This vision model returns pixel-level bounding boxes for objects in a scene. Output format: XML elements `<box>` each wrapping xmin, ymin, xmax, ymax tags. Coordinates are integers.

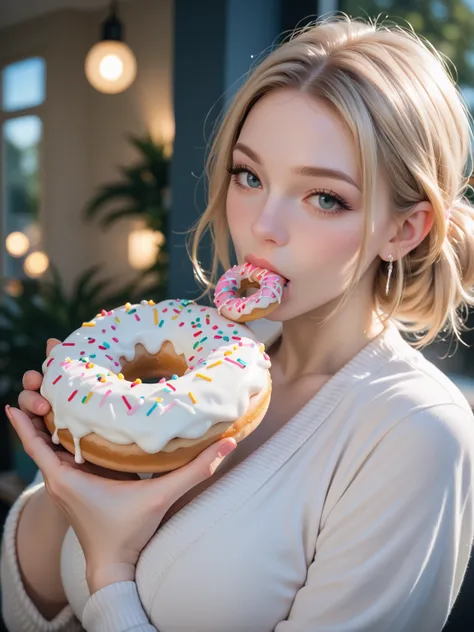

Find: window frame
<box><xmin>0</xmin><ymin>55</ymin><xmax>47</xmax><ymax>281</ymax></box>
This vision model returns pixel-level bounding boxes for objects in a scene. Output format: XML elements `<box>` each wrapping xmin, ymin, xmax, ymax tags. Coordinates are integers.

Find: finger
<box><xmin>18</xmin><ymin>389</ymin><xmax>51</xmax><ymax>417</ymax></box>
<box><xmin>161</xmin><ymin>439</ymin><xmax>237</xmax><ymax>503</ymax></box>
<box><xmin>5</xmin><ymin>406</ymin><xmax>60</xmax><ymax>480</ymax></box>
<box><xmin>22</xmin><ymin>369</ymin><xmax>43</xmax><ymax>391</ymax></box>
<box><xmin>46</xmin><ymin>338</ymin><xmax>62</xmax><ymax>356</ymax></box>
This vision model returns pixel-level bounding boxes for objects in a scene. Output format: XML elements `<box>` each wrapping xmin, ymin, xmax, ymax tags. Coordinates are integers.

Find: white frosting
<box><xmin>40</xmin><ymin>299</ymin><xmax>271</xmax><ymax>463</ymax></box>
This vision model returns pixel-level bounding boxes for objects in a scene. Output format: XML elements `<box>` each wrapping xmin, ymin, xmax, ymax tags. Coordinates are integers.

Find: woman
<box><xmin>3</xmin><ymin>16</ymin><xmax>474</xmax><ymax>632</ymax></box>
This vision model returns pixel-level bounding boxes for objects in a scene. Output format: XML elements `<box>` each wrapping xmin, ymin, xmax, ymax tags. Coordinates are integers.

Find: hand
<box><xmin>18</xmin><ymin>338</ymin><xmax>140</xmax><ymax>482</ymax></box>
<box><xmin>5</xmin><ymin>402</ymin><xmax>237</xmax><ymax>595</ymax></box>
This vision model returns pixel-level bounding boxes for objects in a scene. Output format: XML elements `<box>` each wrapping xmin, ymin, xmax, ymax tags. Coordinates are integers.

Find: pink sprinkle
<box><xmin>105</xmin><ymin>354</ymin><xmax>113</xmax><ymax>361</ymax></box>
<box><xmin>53</xmin><ymin>375</ymin><xmax>62</xmax><ymax>385</ymax></box>
<box><xmin>63</xmin><ymin>343</ymin><xmax>75</xmax><ymax>347</ymax></box>
<box><xmin>225</xmin><ymin>357</ymin><xmax>245</xmax><ymax>368</ymax></box>
<box><xmin>111</xmin><ymin>325</ymin><xmax>116</xmax><ymax>331</ymax></box>
<box><xmin>122</xmin><ymin>395</ymin><xmax>132</xmax><ymax>410</ymax></box>
<box><xmin>159</xmin><ymin>377</ymin><xmax>167</xmax><ymax>383</ymax></box>
<box><xmin>47</xmin><ymin>357</ymin><xmax>54</xmax><ymax>367</ymax></box>
<box><xmin>112</xmin><ymin>337</ymin><xmax>119</xmax><ymax>343</ymax></box>
<box><xmin>166</xmin><ymin>382</ymin><xmax>177</xmax><ymax>391</ymax></box>
<box><xmin>127</xmin><ymin>402</ymin><xmax>142</xmax><ymax>416</ymax></box>
<box><xmin>102</xmin><ymin>329</ymin><xmax>106</xmax><ymax>334</ymax></box>
<box><xmin>193</xmin><ymin>330</ymin><xmax>203</xmax><ymax>337</ymax></box>
<box><xmin>80</xmin><ymin>351</ymin><xmax>85</xmax><ymax>355</ymax></box>
<box><xmin>212</xmin><ymin>325</ymin><xmax>219</xmax><ymax>330</ymax></box>
<box><xmin>179</xmin><ymin>322</ymin><xmax>185</xmax><ymax>327</ymax></box>
<box><xmin>88</xmin><ymin>338</ymin><xmax>96</xmax><ymax>344</ymax></box>
<box><xmin>99</xmin><ymin>389</ymin><xmax>112</xmax><ymax>407</ymax></box>
<box><xmin>134</xmin><ymin>314</ymin><xmax>141</xmax><ymax>322</ymax></box>
<box><xmin>68</xmin><ymin>389</ymin><xmax>78</xmax><ymax>401</ymax></box>
<box><xmin>173</xmin><ymin>309</ymin><xmax>180</xmax><ymax>314</ymax></box>
<box><xmin>232</xmin><ymin>336</ymin><xmax>241</xmax><ymax>340</ymax></box>
<box><xmin>163</xmin><ymin>308</ymin><xmax>168</xmax><ymax>313</ymax></box>
<box><xmin>161</xmin><ymin>401</ymin><xmax>177</xmax><ymax>414</ymax></box>
<box><xmin>264</xmin><ymin>352</ymin><xmax>270</xmax><ymax>361</ymax></box>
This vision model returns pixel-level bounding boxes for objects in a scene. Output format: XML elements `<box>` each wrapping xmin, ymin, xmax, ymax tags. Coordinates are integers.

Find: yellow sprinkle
<box><xmin>259</xmin><ymin>343</ymin><xmax>265</xmax><ymax>353</ymax></box>
<box><xmin>84</xmin><ymin>392</ymin><xmax>93</xmax><ymax>404</ymax></box>
<box><xmin>134</xmin><ymin>378</ymin><xmax>142</xmax><ymax>384</ymax></box>
<box><xmin>155</xmin><ymin>397</ymin><xmax>163</xmax><ymax>403</ymax></box>
<box><xmin>115</xmin><ymin>316</ymin><xmax>121</xmax><ymax>323</ymax></box>
<box><xmin>148</xmin><ymin>299</ymin><xmax>156</xmax><ymax>306</ymax></box>
<box><xmin>233</xmin><ymin>345</ymin><xmax>238</xmax><ymax>350</ymax></box>
<box><xmin>207</xmin><ymin>360</ymin><xmax>223</xmax><ymax>369</ymax></box>
<box><xmin>125</xmin><ymin>302</ymin><xmax>132</xmax><ymax>311</ymax></box>
<box><xmin>65</xmin><ymin>357</ymin><xmax>72</xmax><ymax>362</ymax></box>
<box><xmin>196</xmin><ymin>372</ymin><xmax>212</xmax><ymax>382</ymax></box>
<box><xmin>172</xmin><ymin>315</ymin><xmax>179</xmax><ymax>320</ymax></box>
<box><xmin>82</xmin><ymin>321</ymin><xmax>96</xmax><ymax>327</ymax></box>
<box><xmin>188</xmin><ymin>392</ymin><xmax>197</xmax><ymax>404</ymax></box>
<box><xmin>224</xmin><ymin>351</ymin><xmax>233</xmax><ymax>356</ymax></box>
<box><xmin>117</xmin><ymin>373</ymin><xmax>124</xmax><ymax>380</ymax></box>
<box><xmin>153</xmin><ymin>308</ymin><xmax>159</xmax><ymax>326</ymax></box>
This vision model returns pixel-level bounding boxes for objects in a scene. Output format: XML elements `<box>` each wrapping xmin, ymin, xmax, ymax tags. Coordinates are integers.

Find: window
<box><xmin>1</xmin><ymin>57</ymin><xmax>47</xmax><ymax>282</ymax></box>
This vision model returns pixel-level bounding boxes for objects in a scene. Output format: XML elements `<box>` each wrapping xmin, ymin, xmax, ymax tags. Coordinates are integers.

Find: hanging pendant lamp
<box><xmin>85</xmin><ymin>0</ymin><xmax>137</xmax><ymax>94</ymax></box>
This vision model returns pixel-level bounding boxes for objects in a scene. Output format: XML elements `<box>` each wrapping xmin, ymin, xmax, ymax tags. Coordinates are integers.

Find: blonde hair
<box><xmin>189</xmin><ymin>15</ymin><xmax>474</xmax><ymax>348</ymax></box>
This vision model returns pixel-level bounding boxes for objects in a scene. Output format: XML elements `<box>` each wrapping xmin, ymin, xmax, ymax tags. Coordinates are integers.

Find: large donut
<box><xmin>214</xmin><ymin>263</ymin><xmax>286</xmax><ymax>322</ymax></box>
<box><xmin>41</xmin><ymin>299</ymin><xmax>271</xmax><ymax>473</ymax></box>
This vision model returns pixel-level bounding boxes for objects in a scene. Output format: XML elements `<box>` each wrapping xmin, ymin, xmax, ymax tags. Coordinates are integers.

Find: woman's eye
<box><xmin>239</xmin><ymin>171</ymin><xmax>260</xmax><ymax>188</ymax></box>
<box><xmin>306</xmin><ymin>190</ymin><xmax>351</xmax><ymax>213</ymax></box>
<box><xmin>317</xmin><ymin>193</ymin><xmax>338</xmax><ymax>210</ymax></box>
<box><xmin>227</xmin><ymin>165</ymin><xmax>262</xmax><ymax>190</ymax></box>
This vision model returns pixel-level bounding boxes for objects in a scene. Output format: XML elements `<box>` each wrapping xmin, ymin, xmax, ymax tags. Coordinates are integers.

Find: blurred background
<box><xmin>0</xmin><ymin>0</ymin><xmax>473</xmax><ymax>629</ymax></box>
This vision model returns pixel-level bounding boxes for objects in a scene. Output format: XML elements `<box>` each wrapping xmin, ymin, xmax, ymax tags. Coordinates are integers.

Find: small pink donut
<box><xmin>214</xmin><ymin>263</ymin><xmax>286</xmax><ymax>322</ymax></box>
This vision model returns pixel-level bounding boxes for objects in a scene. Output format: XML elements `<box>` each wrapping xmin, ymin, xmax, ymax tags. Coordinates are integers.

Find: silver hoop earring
<box><xmin>385</xmin><ymin>254</ymin><xmax>394</xmax><ymax>296</ymax></box>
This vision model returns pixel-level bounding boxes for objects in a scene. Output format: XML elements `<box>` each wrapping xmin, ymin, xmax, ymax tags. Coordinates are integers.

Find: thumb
<box><xmin>162</xmin><ymin>438</ymin><xmax>237</xmax><ymax>502</ymax></box>
<box><xmin>46</xmin><ymin>338</ymin><xmax>62</xmax><ymax>356</ymax></box>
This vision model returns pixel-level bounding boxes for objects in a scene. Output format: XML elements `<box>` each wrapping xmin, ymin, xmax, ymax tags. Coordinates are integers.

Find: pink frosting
<box><xmin>214</xmin><ymin>262</ymin><xmax>285</xmax><ymax>320</ymax></box>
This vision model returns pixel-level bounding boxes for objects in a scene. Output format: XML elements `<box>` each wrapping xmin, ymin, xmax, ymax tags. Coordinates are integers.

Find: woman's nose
<box><xmin>250</xmin><ymin>198</ymin><xmax>289</xmax><ymax>246</ymax></box>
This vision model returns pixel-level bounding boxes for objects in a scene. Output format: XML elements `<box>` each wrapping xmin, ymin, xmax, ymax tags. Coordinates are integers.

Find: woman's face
<box><xmin>226</xmin><ymin>88</ymin><xmax>393</xmax><ymax>321</ymax></box>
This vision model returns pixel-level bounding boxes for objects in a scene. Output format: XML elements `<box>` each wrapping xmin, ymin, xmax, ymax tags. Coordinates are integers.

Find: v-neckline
<box><xmin>136</xmin><ymin>321</ymin><xmax>407</xmax><ymax>593</ymax></box>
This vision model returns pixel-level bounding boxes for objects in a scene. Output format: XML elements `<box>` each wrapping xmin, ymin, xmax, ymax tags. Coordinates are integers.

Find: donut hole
<box><xmin>119</xmin><ymin>341</ymin><xmax>188</xmax><ymax>384</ymax></box>
<box><xmin>238</xmin><ymin>279</ymin><xmax>260</xmax><ymax>298</ymax></box>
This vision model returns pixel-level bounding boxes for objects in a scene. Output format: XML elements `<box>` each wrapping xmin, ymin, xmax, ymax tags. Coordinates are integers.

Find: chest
<box><xmin>160</xmin><ymin>375</ymin><xmax>329</xmax><ymax>526</ymax></box>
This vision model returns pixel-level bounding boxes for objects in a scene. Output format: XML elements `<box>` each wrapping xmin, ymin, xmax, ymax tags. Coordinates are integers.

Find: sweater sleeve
<box><xmin>275</xmin><ymin>403</ymin><xmax>474</xmax><ymax>632</ymax></box>
<box><xmin>1</xmin><ymin>471</ymin><xmax>82</xmax><ymax>632</ymax></box>
<box><xmin>81</xmin><ymin>582</ymin><xmax>157</xmax><ymax>632</ymax></box>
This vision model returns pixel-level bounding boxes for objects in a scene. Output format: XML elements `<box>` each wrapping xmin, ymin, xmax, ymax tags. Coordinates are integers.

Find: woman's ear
<box><xmin>382</xmin><ymin>201</ymin><xmax>434</xmax><ymax>260</ymax></box>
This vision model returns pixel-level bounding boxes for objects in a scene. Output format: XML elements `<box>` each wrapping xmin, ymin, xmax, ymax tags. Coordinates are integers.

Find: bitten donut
<box><xmin>214</xmin><ymin>262</ymin><xmax>287</xmax><ymax>322</ymax></box>
<box><xmin>40</xmin><ymin>299</ymin><xmax>271</xmax><ymax>473</ymax></box>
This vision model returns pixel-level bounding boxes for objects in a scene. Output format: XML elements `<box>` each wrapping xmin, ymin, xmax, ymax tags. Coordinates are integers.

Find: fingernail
<box><xmin>217</xmin><ymin>440</ymin><xmax>237</xmax><ymax>458</ymax></box>
<box><xmin>4</xmin><ymin>405</ymin><xmax>13</xmax><ymax>422</ymax></box>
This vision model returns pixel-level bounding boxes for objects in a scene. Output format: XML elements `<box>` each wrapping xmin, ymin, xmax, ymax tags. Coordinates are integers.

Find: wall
<box><xmin>0</xmin><ymin>0</ymin><xmax>174</xmax><ymax>292</ymax></box>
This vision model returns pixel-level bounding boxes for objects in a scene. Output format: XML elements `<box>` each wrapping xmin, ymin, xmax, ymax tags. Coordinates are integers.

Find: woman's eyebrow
<box><xmin>233</xmin><ymin>142</ymin><xmax>360</xmax><ymax>191</ymax></box>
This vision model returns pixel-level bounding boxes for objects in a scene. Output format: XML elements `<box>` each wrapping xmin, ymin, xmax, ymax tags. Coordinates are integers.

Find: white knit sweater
<box><xmin>2</xmin><ymin>321</ymin><xmax>474</xmax><ymax>632</ymax></box>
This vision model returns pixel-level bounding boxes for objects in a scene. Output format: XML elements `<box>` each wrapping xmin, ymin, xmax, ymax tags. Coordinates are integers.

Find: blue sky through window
<box><xmin>2</xmin><ymin>57</ymin><xmax>46</xmax><ymax>112</ymax></box>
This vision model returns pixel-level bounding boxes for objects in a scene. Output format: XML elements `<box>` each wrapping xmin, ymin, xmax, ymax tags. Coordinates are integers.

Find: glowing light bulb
<box><xmin>24</xmin><ymin>251</ymin><xmax>49</xmax><ymax>278</ymax></box>
<box><xmin>85</xmin><ymin>41</ymin><xmax>136</xmax><ymax>94</ymax></box>
<box><xmin>5</xmin><ymin>231</ymin><xmax>30</xmax><ymax>257</ymax></box>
